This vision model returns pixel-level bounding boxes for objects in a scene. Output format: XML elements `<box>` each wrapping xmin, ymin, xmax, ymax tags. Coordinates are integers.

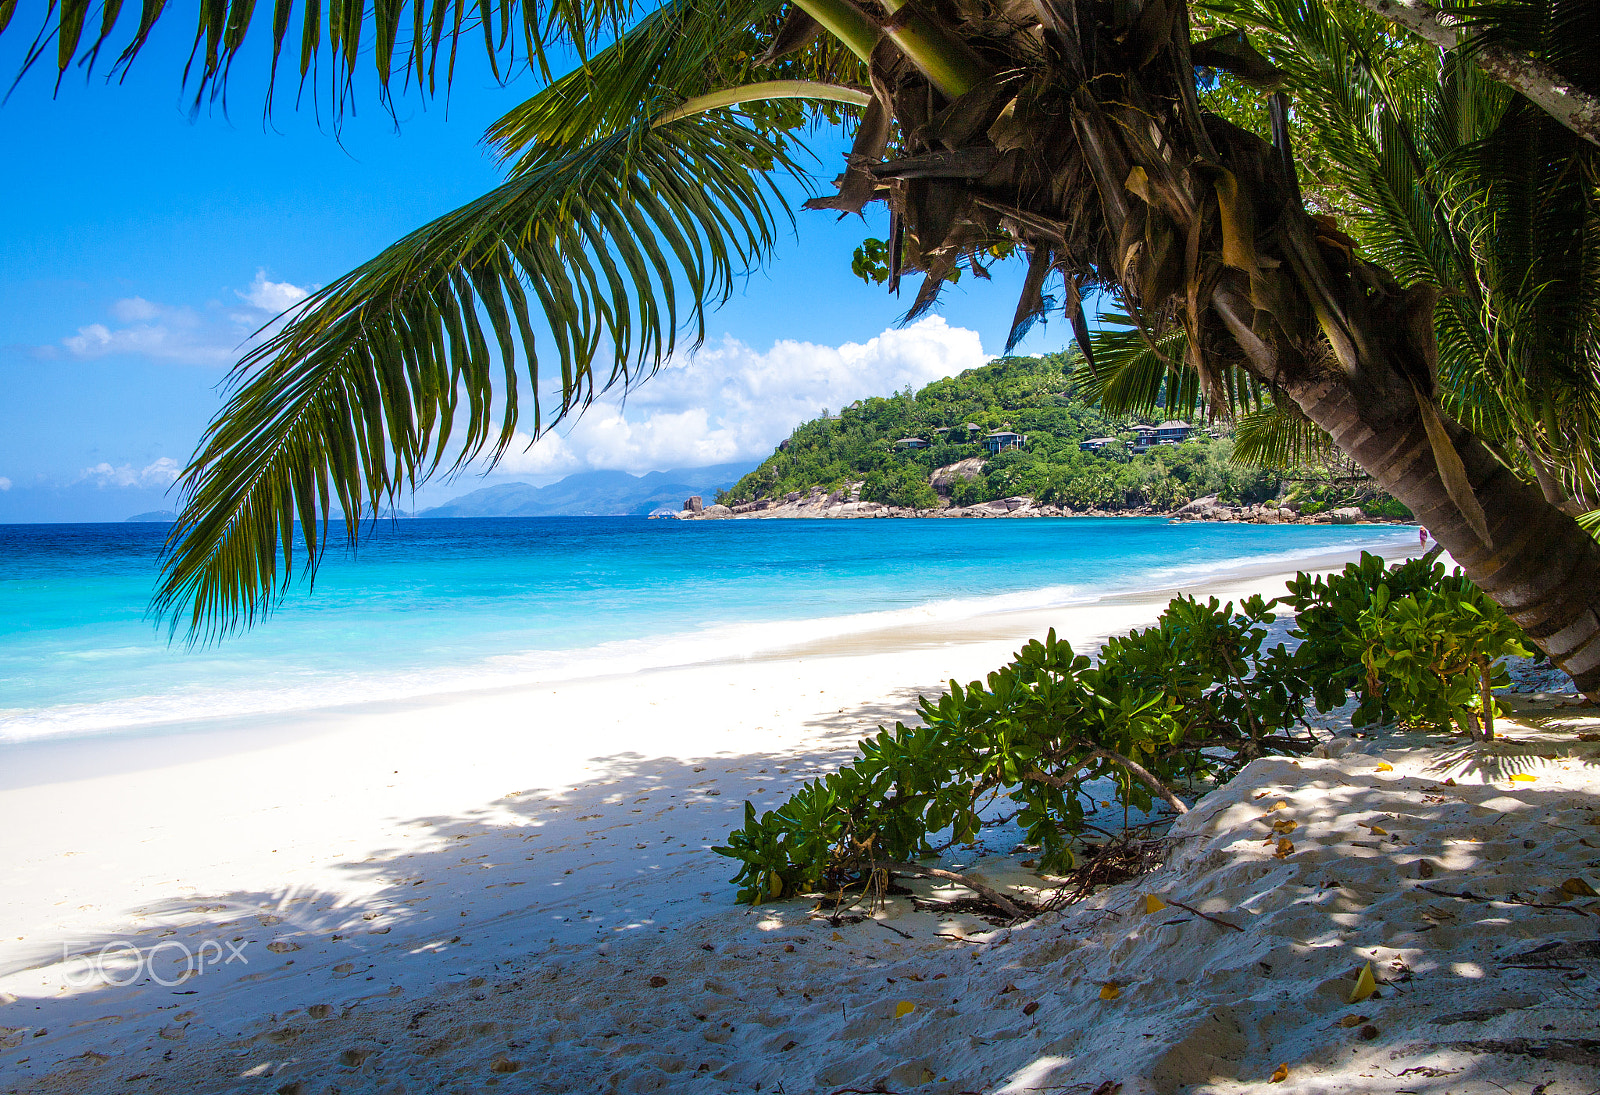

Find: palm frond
<box><xmin>485</xmin><ymin>0</ymin><xmax>865</xmax><ymax>161</ymax></box>
<box><xmin>1077</xmin><ymin>311</ymin><xmax>1270</xmax><ymax>422</ymax></box>
<box><xmin>155</xmin><ymin>111</ymin><xmax>802</xmax><ymax>639</ymax></box>
<box><xmin>1579</xmin><ymin>508</ymin><xmax>1600</xmax><ymax>542</ymax></box>
<box><xmin>4</xmin><ymin>0</ymin><xmax>637</xmax><ymax>105</ymax></box>
<box><xmin>1075</xmin><ymin>315</ymin><xmax>1198</xmax><ymax>419</ymax></box>
<box><xmin>1231</xmin><ymin>405</ymin><xmax>1334</xmax><ymax>468</ymax></box>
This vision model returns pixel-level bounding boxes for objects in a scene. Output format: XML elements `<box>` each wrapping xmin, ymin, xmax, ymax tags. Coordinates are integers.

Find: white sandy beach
<box><xmin>2</xmin><ymin>544</ymin><xmax>1597</xmax><ymax>1094</ymax></box>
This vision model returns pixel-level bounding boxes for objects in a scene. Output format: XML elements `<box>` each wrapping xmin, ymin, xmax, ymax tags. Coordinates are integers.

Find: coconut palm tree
<box><xmin>6</xmin><ymin>0</ymin><xmax>1599</xmax><ymax>699</ymax></box>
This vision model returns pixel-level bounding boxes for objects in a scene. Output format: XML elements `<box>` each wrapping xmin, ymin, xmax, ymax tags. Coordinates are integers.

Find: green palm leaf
<box><xmin>485</xmin><ymin>0</ymin><xmax>865</xmax><ymax>160</ymax></box>
<box><xmin>1230</xmin><ymin>406</ymin><xmax>1335</xmax><ymax>468</ymax></box>
<box><xmin>154</xmin><ymin>110</ymin><xmax>802</xmax><ymax>638</ymax></box>
<box><xmin>4</xmin><ymin>0</ymin><xmax>638</xmax><ymax>102</ymax></box>
<box><xmin>1077</xmin><ymin>312</ymin><xmax>1268</xmax><ymax>423</ymax></box>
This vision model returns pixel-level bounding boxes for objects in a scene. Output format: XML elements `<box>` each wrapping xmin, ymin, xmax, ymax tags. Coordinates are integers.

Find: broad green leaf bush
<box><xmin>716</xmin><ymin>594</ymin><xmax>1304</xmax><ymax>904</ymax></box>
<box><xmin>1265</xmin><ymin>552</ymin><xmax>1530</xmax><ymax>733</ymax></box>
<box><xmin>718</xmin><ymin>553</ymin><xmax>1533</xmax><ymax>905</ymax></box>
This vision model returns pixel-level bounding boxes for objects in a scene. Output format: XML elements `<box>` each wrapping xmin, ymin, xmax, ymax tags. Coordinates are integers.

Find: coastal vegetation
<box><xmin>718</xmin><ymin>552</ymin><xmax>1533</xmax><ymax>907</ymax></box>
<box><xmin>718</xmin><ymin>350</ymin><xmax>1410</xmax><ymax>515</ymax></box>
<box><xmin>9</xmin><ymin>0</ymin><xmax>1597</xmax><ymax>697</ymax></box>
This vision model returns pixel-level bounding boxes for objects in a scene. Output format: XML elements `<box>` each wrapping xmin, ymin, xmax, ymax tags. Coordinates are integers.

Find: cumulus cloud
<box><xmin>492</xmin><ymin>316</ymin><xmax>988</xmax><ymax>479</ymax></box>
<box><xmin>238</xmin><ymin>269</ymin><xmax>311</xmax><ymax>313</ymax></box>
<box><xmin>0</xmin><ymin>477</ymin><xmax>11</xmax><ymax>491</ymax></box>
<box><xmin>50</xmin><ymin>269</ymin><xmax>313</xmax><ymax>367</ymax></box>
<box><xmin>76</xmin><ymin>457</ymin><xmax>182</xmax><ymax>490</ymax></box>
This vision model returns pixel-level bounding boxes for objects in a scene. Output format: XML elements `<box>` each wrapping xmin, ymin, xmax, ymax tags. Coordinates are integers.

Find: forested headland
<box><xmin>717</xmin><ymin>352</ymin><xmax>1410</xmax><ymax>518</ymax></box>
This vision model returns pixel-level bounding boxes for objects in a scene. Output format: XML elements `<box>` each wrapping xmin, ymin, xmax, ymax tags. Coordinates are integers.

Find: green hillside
<box><xmin>721</xmin><ymin>352</ymin><xmax>1284</xmax><ymax>511</ymax></box>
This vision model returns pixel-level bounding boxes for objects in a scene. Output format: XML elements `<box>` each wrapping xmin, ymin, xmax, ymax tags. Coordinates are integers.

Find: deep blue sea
<box><xmin>0</xmin><ymin>517</ymin><xmax>1418</xmax><ymax>744</ymax></box>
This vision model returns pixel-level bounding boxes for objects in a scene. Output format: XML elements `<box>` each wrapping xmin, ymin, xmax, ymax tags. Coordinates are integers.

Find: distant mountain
<box><xmin>125</xmin><ymin>510</ymin><xmax>177</xmax><ymax>522</ymax></box>
<box><xmin>419</xmin><ymin>463</ymin><xmax>756</xmax><ymax>518</ymax></box>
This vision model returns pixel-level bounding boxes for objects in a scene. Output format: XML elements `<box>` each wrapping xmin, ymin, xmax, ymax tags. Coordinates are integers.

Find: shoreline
<box><xmin>0</xmin><ymin>536</ymin><xmax>1493</xmax><ymax>1093</ymax></box>
<box><xmin>670</xmin><ymin>491</ymin><xmax>1410</xmax><ymax>526</ymax></box>
<box><xmin>0</xmin><ymin>523</ymin><xmax>1420</xmax><ymax>757</ymax></box>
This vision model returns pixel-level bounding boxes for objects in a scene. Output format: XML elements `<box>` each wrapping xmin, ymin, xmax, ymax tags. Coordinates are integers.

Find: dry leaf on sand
<box><xmin>1347</xmin><ymin>962</ymin><xmax>1378</xmax><ymax>1004</ymax></box>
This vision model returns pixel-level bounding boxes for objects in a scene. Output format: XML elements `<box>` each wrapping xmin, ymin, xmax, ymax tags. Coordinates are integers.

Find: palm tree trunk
<box><xmin>1282</xmin><ymin>368</ymin><xmax>1600</xmax><ymax>702</ymax></box>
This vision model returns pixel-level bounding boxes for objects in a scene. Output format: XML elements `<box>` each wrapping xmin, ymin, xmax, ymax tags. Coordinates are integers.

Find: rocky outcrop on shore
<box><xmin>670</xmin><ymin>488</ymin><xmax>1402</xmax><ymax>525</ymax></box>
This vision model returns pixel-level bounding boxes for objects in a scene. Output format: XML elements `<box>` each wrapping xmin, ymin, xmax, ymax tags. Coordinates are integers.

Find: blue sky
<box><xmin>0</xmin><ymin>14</ymin><xmax>1068</xmax><ymax>522</ymax></box>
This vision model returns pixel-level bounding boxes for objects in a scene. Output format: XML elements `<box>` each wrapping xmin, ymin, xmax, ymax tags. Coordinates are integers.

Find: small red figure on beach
<box><xmin>1420</xmin><ymin>526</ymin><xmax>1429</xmax><ymax>547</ymax></box>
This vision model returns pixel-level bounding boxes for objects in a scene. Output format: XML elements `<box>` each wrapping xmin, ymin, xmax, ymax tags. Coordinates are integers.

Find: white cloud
<box><xmin>111</xmin><ymin>297</ymin><xmax>161</xmax><ymax>322</ymax></box>
<box><xmin>238</xmin><ymin>269</ymin><xmax>311</xmax><ymax>314</ymax></box>
<box><xmin>51</xmin><ymin>270</ymin><xmax>313</xmax><ymax>367</ymax></box>
<box><xmin>76</xmin><ymin>457</ymin><xmax>182</xmax><ymax>490</ymax></box>
<box><xmin>0</xmin><ymin>477</ymin><xmax>11</xmax><ymax>491</ymax></box>
<box><xmin>492</xmin><ymin>316</ymin><xmax>988</xmax><ymax>479</ymax></box>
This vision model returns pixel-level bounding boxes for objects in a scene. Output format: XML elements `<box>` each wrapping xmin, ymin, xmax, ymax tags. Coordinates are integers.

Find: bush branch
<box><xmin>882</xmin><ymin>860</ymin><xmax>1031</xmax><ymax>920</ymax></box>
<box><xmin>1086</xmin><ymin>747</ymin><xmax>1190</xmax><ymax>814</ymax></box>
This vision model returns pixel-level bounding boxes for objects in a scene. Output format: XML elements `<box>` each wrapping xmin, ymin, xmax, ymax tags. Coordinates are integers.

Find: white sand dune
<box><xmin>2</xmin><ymin>548</ymin><xmax>1596</xmax><ymax>1094</ymax></box>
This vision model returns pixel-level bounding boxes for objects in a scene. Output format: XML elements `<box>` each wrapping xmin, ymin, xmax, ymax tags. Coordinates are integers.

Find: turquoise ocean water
<box><xmin>0</xmin><ymin>517</ymin><xmax>1418</xmax><ymax>745</ymax></box>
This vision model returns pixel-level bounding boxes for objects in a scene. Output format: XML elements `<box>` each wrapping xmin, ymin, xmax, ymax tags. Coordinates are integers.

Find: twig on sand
<box><xmin>1161</xmin><ymin>897</ymin><xmax>1245</xmax><ymax>932</ymax></box>
<box><xmin>882</xmin><ymin>861</ymin><xmax>1032</xmax><ymax>921</ymax></box>
<box><xmin>875</xmin><ymin>919</ymin><xmax>913</xmax><ymax>940</ymax></box>
<box><xmin>1419</xmin><ymin>884</ymin><xmax>1591</xmax><ymax>917</ymax></box>
<box><xmin>1042</xmin><ymin>834</ymin><xmax>1176</xmax><ymax>909</ymax></box>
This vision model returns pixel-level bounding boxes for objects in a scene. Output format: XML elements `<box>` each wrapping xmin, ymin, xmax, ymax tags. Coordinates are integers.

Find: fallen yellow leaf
<box><xmin>1272</xmin><ymin>819</ymin><xmax>1298</xmax><ymax>834</ymax></box>
<box><xmin>893</xmin><ymin>1001</ymin><xmax>915</xmax><ymax>1019</ymax></box>
<box><xmin>1347</xmin><ymin>961</ymin><xmax>1378</xmax><ymax>1004</ymax></box>
<box><xmin>1338</xmin><ymin>1014</ymin><xmax>1369</xmax><ymax>1028</ymax></box>
<box><xmin>1274</xmin><ymin>838</ymin><xmax>1294</xmax><ymax>859</ymax></box>
<box><xmin>1510</xmin><ymin>773</ymin><xmax>1537</xmax><ymax>782</ymax></box>
<box><xmin>1376</xmin><ymin>763</ymin><xmax>1394</xmax><ymax>772</ymax></box>
<box><xmin>1269</xmin><ymin>800</ymin><xmax>1290</xmax><ymax>811</ymax></box>
<box><xmin>831</xmin><ymin>932</ymin><xmax>844</xmax><ymax>942</ymax></box>
<box><xmin>1270</xmin><ymin>1063</ymin><xmax>1290</xmax><ymax>1083</ymax></box>
<box><xmin>1143</xmin><ymin>894</ymin><xmax>1168</xmax><ymax>914</ymax></box>
<box><xmin>1369</xmin><ymin>825</ymin><xmax>1388</xmax><ymax>836</ymax></box>
<box><xmin>1561</xmin><ymin>877</ymin><xmax>1599</xmax><ymax>897</ymax></box>
<box><xmin>1099</xmin><ymin>983</ymin><xmax>1121</xmax><ymax>1001</ymax></box>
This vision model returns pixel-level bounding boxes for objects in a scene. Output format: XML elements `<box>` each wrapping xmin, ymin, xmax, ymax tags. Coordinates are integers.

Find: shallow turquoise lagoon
<box><xmin>0</xmin><ymin>517</ymin><xmax>1416</xmax><ymax>743</ymax></box>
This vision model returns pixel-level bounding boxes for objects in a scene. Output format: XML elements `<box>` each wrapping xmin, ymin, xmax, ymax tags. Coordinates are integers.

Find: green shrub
<box><xmin>1264</xmin><ymin>552</ymin><xmax>1529</xmax><ymax>732</ymax></box>
<box><xmin>715</xmin><ymin>595</ymin><xmax>1304</xmax><ymax>904</ymax></box>
<box><xmin>719</xmin><ymin>553</ymin><xmax>1538</xmax><ymax>905</ymax></box>
<box><xmin>1360</xmin><ymin>497</ymin><xmax>1413</xmax><ymax>519</ymax></box>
